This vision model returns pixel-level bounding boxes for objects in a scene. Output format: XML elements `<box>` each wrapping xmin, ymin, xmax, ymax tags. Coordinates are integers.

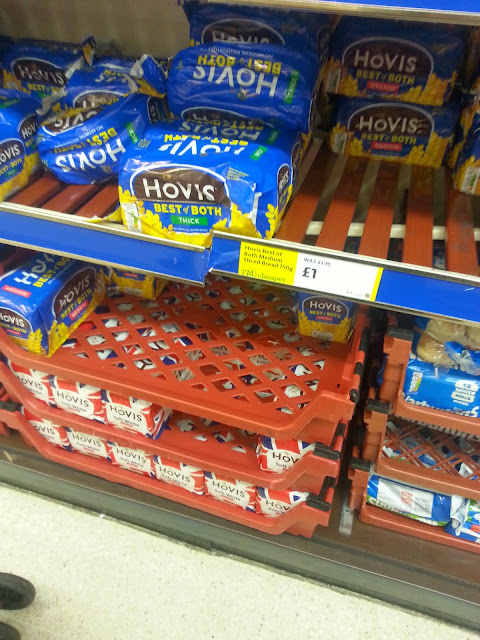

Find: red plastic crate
<box><xmin>0</xmin><ymin>360</ymin><xmax>345</xmax><ymax>493</ymax></box>
<box><xmin>348</xmin><ymin>454</ymin><xmax>480</xmax><ymax>555</ymax></box>
<box><xmin>0</xmin><ymin>278</ymin><xmax>369</xmax><ymax>441</ymax></box>
<box><xmin>379</xmin><ymin>320</ymin><xmax>480</xmax><ymax>438</ymax></box>
<box><xmin>363</xmin><ymin>401</ymin><xmax>480</xmax><ymax>501</ymax></box>
<box><xmin>0</xmin><ymin>386</ymin><xmax>334</xmax><ymax>538</ymax></box>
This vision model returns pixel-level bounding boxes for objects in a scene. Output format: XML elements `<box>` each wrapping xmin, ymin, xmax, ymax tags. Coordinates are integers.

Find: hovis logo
<box><xmin>53</xmin><ymin>267</ymin><xmax>95</xmax><ymax>315</ymax></box>
<box><xmin>0</xmin><ymin>138</ymin><xmax>23</xmax><ymax>166</ymax></box>
<box><xmin>72</xmin><ymin>90</ymin><xmax>123</xmax><ymax>109</ymax></box>
<box><xmin>343</xmin><ymin>38</ymin><xmax>433</xmax><ymax>76</ymax></box>
<box><xmin>202</xmin><ymin>19</ymin><xmax>285</xmax><ymax>45</ymax></box>
<box><xmin>0</xmin><ymin>307</ymin><xmax>31</xmax><ymax>332</ymax></box>
<box><xmin>12</xmin><ymin>58</ymin><xmax>67</xmax><ymax>87</ymax></box>
<box><xmin>133</xmin><ymin>165</ymin><xmax>231</xmax><ymax>206</ymax></box>
<box><xmin>19</xmin><ymin>114</ymin><xmax>38</xmax><ymax>141</ymax></box>
<box><xmin>304</xmin><ymin>296</ymin><xmax>348</xmax><ymax>316</ymax></box>
<box><xmin>349</xmin><ymin>104</ymin><xmax>433</xmax><ymax>137</ymax></box>
<box><xmin>43</xmin><ymin>107</ymin><xmax>101</xmax><ymax>133</ymax></box>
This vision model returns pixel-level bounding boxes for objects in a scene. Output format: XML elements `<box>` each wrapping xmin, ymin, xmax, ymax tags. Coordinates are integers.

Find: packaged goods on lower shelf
<box><xmin>108</xmin><ymin>269</ymin><xmax>166</xmax><ymax>301</ymax></box>
<box><xmin>0</xmin><ymin>253</ymin><xmax>106</xmax><ymax>356</ymax></box>
<box><xmin>383</xmin><ymin>418</ymin><xmax>454</xmax><ymax>467</ymax></box>
<box><xmin>403</xmin><ymin>353</ymin><xmax>480</xmax><ymax>418</ymax></box>
<box><xmin>66</xmin><ymin>428</ymin><xmax>111</xmax><ymax>460</ymax></box>
<box><xmin>325</xmin><ymin>17</ymin><xmax>466</xmax><ymax>106</ymax></box>
<box><xmin>0</xmin><ymin>88</ymin><xmax>41</xmax><ymax>200</ymax></box>
<box><xmin>102</xmin><ymin>390</ymin><xmax>170</xmax><ymax>439</ymax></box>
<box><xmin>296</xmin><ymin>293</ymin><xmax>357</xmax><ymax>343</ymax></box>
<box><xmin>51</xmin><ymin>377</ymin><xmax>105</xmax><ymax>422</ymax></box>
<box><xmin>414</xmin><ymin>317</ymin><xmax>480</xmax><ymax>376</ymax></box>
<box><xmin>2</xmin><ymin>37</ymin><xmax>94</xmax><ymax>98</ymax></box>
<box><xmin>119</xmin><ymin>121</ymin><xmax>301</xmax><ymax>246</ymax></box>
<box><xmin>22</xmin><ymin>408</ymin><xmax>71</xmax><ymax>450</ymax></box>
<box><xmin>329</xmin><ymin>97</ymin><xmax>459</xmax><ymax>167</ymax></box>
<box><xmin>167</xmin><ymin>43</ymin><xmax>320</xmax><ymax>133</ymax></box>
<box><xmin>257</xmin><ymin>437</ymin><xmax>315</xmax><ymax>473</ymax></box>
<box><xmin>445</xmin><ymin>498</ymin><xmax>480</xmax><ymax>542</ymax></box>
<box><xmin>7</xmin><ymin>361</ymin><xmax>55</xmax><ymax>406</ymax></box>
<box><xmin>256</xmin><ymin>487</ymin><xmax>308</xmax><ymax>517</ymax></box>
<box><xmin>204</xmin><ymin>472</ymin><xmax>257</xmax><ymax>511</ymax></box>
<box><xmin>366</xmin><ymin>475</ymin><xmax>452</xmax><ymax>526</ymax></box>
<box><xmin>153</xmin><ymin>456</ymin><xmax>204</xmax><ymax>494</ymax></box>
<box><xmin>184</xmin><ymin>0</ymin><xmax>331</xmax><ymax>55</ymax></box>
<box><xmin>109</xmin><ymin>443</ymin><xmax>154</xmax><ymax>477</ymax></box>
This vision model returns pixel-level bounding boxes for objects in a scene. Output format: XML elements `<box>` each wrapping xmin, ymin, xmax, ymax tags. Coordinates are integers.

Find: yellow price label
<box><xmin>238</xmin><ymin>242</ymin><xmax>298</xmax><ymax>285</ymax></box>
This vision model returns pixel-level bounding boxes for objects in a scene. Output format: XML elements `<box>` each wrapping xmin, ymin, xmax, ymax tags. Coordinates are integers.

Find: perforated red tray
<box><xmin>0</xmin><ymin>382</ymin><xmax>334</xmax><ymax>538</ymax></box>
<box><xmin>0</xmin><ymin>361</ymin><xmax>345</xmax><ymax>493</ymax></box>
<box><xmin>363</xmin><ymin>409</ymin><xmax>480</xmax><ymax>501</ymax></box>
<box><xmin>0</xmin><ymin>278</ymin><xmax>368</xmax><ymax>441</ymax></box>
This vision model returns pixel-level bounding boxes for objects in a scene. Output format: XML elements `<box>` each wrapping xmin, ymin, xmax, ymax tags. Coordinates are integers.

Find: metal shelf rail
<box><xmin>210</xmin><ymin>149</ymin><xmax>480</xmax><ymax>323</ymax></box>
<box><xmin>207</xmin><ymin>0</ymin><xmax>480</xmax><ymax>26</ymax></box>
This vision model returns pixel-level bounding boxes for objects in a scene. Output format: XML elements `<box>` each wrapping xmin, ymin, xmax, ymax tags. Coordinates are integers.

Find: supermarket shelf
<box><xmin>208</xmin><ymin>0</ymin><xmax>480</xmax><ymax>26</ymax></box>
<box><xmin>0</xmin><ymin>280</ymin><xmax>369</xmax><ymax>441</ymax></box>
<box><xmin>379</xmin><ymin>325</ymin><xmax>480</xmax><ymax>437</ymax></box>
<box><xmin>210</xmin><ymin>149</ymin><xmax>480</xmax><ymax>324</ymax></box>
<box><xmin>0</xmin><ymin>389</ymin><xmax>334</xmax><ymax>538</ymax></box>
<box><xmin>362</xmin><ymin>408</ymin><xmax>480</xmax><ymax>501</ymax></box>
<box><xmin>0</xmin><ymin>365</ymin><xmax>346</xmax><ymax>493</ymax></box>
<box><xmin>0</xmin><ymin>432</ymin><xmax>478</xmax><ymax>631</ymax></box>
<box><xmin>0</xmin><ymin>174</ymin><xmax>209</xmax><ymax>285</ymax></box>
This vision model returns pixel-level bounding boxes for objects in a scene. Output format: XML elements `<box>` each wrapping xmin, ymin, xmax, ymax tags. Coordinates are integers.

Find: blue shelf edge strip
<box><xmin>0</xmin><ymin>210</ymin><xmax>209</xmax><ymax>285</ymax></box>
<box><xmin>208</xmin><ymin>235</ymin><xmax>480</xmax><ymax>324</ymax></box>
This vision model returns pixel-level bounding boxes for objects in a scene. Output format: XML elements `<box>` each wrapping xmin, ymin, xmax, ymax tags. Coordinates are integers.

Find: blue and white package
<box><xmin>38</xmin><ymin>93</ymin><xmax>166</xmax><ymax>184</ymax></box>
<box><xmin>366</xmin><ymin>474</ymin><xmax>452</xmax><ymax>526</ymax></box>
<box><xmin>2</xmin><ymin>37</ymin><xmax>94</xmax><ymax>98</ymax></box>
<box><xmin>330</xmin><ymin>96</ymin><xmax>459</xmax><ymax>167</ymax></box>
<box><xmin>403</xmin><ymin>353</ymin><xmax>480</xmax><ymax>418</ymax></box>
<box><xmin>185</xmin><ymin>1</ymin><xmax>330</xmax><ymax>55</ymax></box>
<box><xmin>0</xmin><ymin>88</ymin><xmax>41</xmax><ymax>200</ymax></box>
<box><xmin>118</xmin><ymin>120</ymin><xmax>301</xmax><ymax>246</ymax></box>
<box><xmin>326</xmin><ymin>17</ymin><xmax>466</xmax><ymax>106</ymax></box>
<box><xmin>445</xmin><ymin>498</ymin><xmax>480</xmax><ymax>542</ymax></box>
<box><xmin>382</xmin><ymin>418</ymin><xmax>456</xmax><ymax>467</ymax></box>
<box><xmin>167</xmin><ymin>43</ymin><xmax>320</xmax><ymax>133</ymax></box>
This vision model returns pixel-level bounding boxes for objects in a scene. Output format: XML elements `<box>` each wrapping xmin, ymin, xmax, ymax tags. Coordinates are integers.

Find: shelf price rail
<box><xmin>210</xmin><ymin>148</ymin><xmax>480</xmax><ymax>324</ymax></box>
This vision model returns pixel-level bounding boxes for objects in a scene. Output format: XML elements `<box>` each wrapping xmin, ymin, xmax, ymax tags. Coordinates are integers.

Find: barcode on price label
<box><xmin>237</xmin><ymin>242</ymin><xmax>383</xmax><ymax>301</ymax></box>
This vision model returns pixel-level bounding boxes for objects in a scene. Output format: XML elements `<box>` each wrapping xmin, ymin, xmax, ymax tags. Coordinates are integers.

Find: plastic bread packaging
<box><xmin>452</xmin><ymin>96</ymin><xmax>480</xmax><ymax>196</ymax></box>
<box><xmin>329</xmin><ymin>96</ymin><xmax>459</xmax><ymax>168</ymax></box>
<box><xmin>325</xmin><ymin>17</ymin><xmax>466</xmax><ymax>106</ymax></box>
<box><xmin>37</xmin><ymin>92</ymin><xmax>167</xmax><ymax>184</ymax></box>
<box><xmin>296</xmin><ymin>293</ymin><xmax>357</xmax><ymax>343</ymax></box>
<box><xmin>153</xmin><ymin>456</ymin><xmax>204</xmax><ymax>494</ymax></box>
<box><xmin>108</xmin><ymin>268</ymin><xmax>166</xmax><ymax>301</ymax></box>
<box><xmin>0</xmin><ymin>88</ymin><xmax>42</xmax><ymax>201</ymax></box>
<box><xmin>22</xmin><ymin>407</ymin><xmax>71</xmax><ymax>450</ymax></box>
<box><xmin>382</xmin><ymin>418</ymin><xmax>457</xmax><ymax>467</ymax></box>
<box><xmin>256</xmin><ymin>437</ymin><xmax>315</xmax><ymax>473</ymax></box>
<box><xmin>102</xmin><ymin>389</ymin><xmax>171</xmax><ymax>439</ymax></box>
<box><xmin>0</xmin><ymin>253</ymin><xmax>106</xmax><ymax>357</ymax></box>
<box><xmin>256</xmin><ymin>487</ymin><xmax>309</xmax><ymax>517</ymax></box>
<box><xmin>445</xmin><ymin>497</ymin><xmax>480</xmax><ymax>542</ymax></box>
<box><xmin>66</xmin><ymin>428</ymin><xmax>111</xmax><ymax>460</ymax></box>
<box><xmin>403</xmin><ymin>352</ymin><xmax>480</xmax><ymax>419</ymax></box>
<box><xmin>204</xmin><ymin>471</ymin><xmax>256</xmax><ymax>510</ymax></box>
<box><xmin>51</xmin><ymin>376</ymin><xmax>105</xmax><ymax>423</ymax></box>
<box><xmin>109</xmin><ymin>442</ymin><xmax>155</xmax><ymax>477</ymax></box>
<box><xmin>167</xmin><ymin>43</ymin><xmax>320</xmax><ymax>133</ymax></box>
<box><xmin>118</xmin><ymin>120</ymin><xmax>302</xmax><ymax>247</ymax></box>
<box><xmin>366</xmin><ymin>474</ymin><xmax>453</xmax><ymax>526</ymax></box>
<box><xmin>7</xmin><ymin>359</ymin><xmax>55</xmax><ymax>406</ymax></box>
<box><xmin>414</xmin><ymin>318</ymin><xmax>480</xmax><ymax>376</ymax></box>
<box><xmin>2</xmin><ymin>36</ymin><xmax>95</xmax><ymax>99</ymax></box>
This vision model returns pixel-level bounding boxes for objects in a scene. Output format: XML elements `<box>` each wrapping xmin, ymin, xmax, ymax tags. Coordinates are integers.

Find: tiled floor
<box><xmin>0</xmin><ymin>483</ymin><xmax>476</xmax><ymax>640</ymax></box>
